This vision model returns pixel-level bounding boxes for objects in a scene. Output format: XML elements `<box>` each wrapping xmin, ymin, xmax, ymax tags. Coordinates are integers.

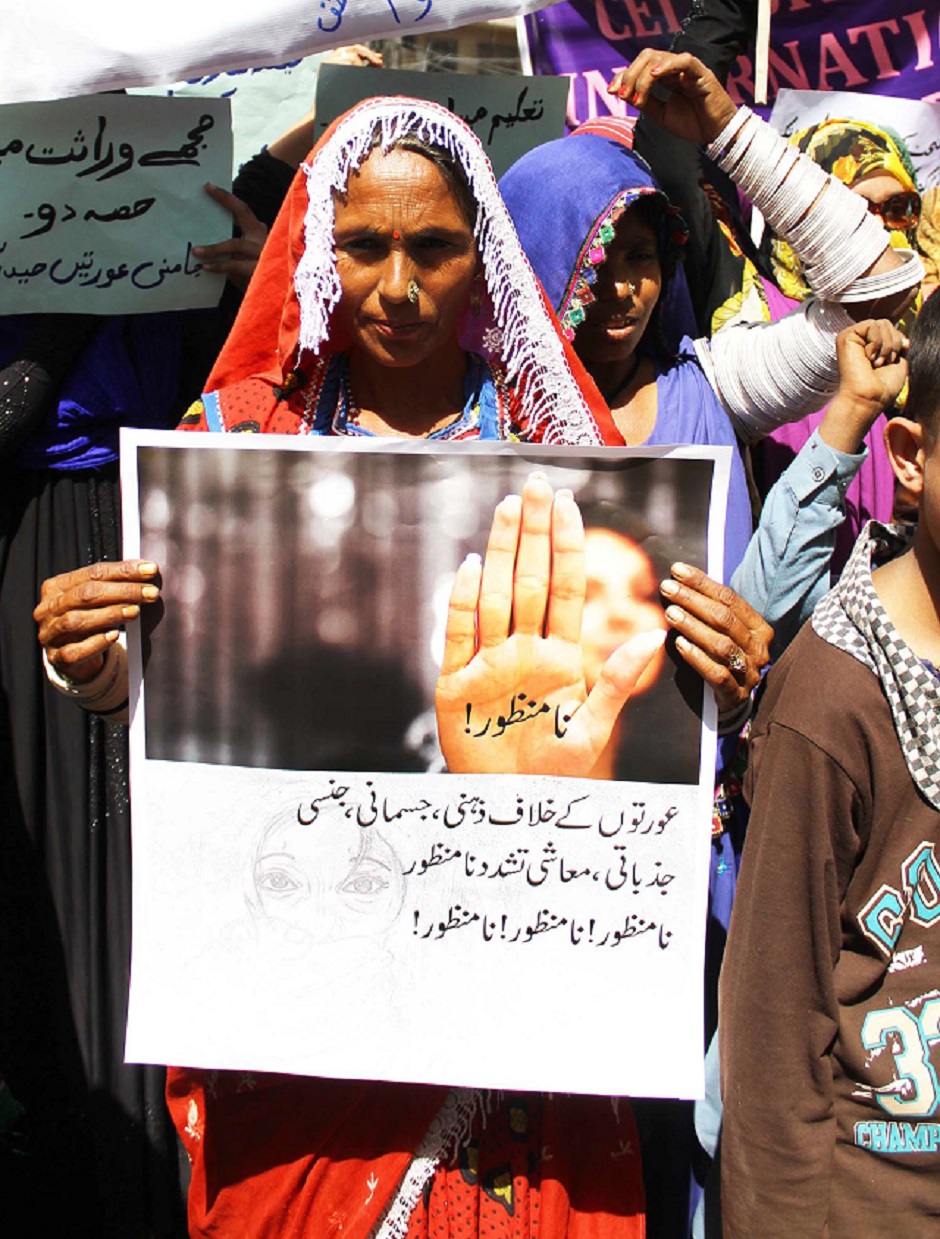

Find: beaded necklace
<box><xmin>303</xmin><ymin>353</ymin><xmax>514</xmax><ymax>440</ymax></box>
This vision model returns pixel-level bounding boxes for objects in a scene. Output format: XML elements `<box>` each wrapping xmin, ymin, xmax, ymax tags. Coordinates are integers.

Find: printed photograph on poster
<box><xmin>136</xmin><ymin>438</ymin><xmax>716</xmax><ymax>783</ymax></box>
<box><xmin>121</xmin><ymin>433</ymin><xmax>728</xmax><ymax>1100</ymax></box>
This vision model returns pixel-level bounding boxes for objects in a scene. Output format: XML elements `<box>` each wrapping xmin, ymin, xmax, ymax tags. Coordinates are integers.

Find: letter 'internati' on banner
<box><xmin>523</xmin><ymin>0</ymin><xmax>940</xmax><ymax>128</ymax></box>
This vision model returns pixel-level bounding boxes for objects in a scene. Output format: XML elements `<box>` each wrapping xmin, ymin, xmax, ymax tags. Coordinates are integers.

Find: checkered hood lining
<box><xmin>813</xmin><ymin>521</ymin><xmax>940</xmax><ymax>811</ymax></box>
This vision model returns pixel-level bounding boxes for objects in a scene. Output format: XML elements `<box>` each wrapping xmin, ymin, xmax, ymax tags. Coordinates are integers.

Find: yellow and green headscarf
<box><xmin>772</xmin><ymin>118</ymin><xmax>919</xmax><ymax>302</ymax></box>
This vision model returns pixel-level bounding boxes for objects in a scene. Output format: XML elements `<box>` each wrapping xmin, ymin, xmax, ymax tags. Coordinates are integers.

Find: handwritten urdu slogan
<box><xmin>314</xmin><ymin>65</ymin><xmax>569</xmax><ymax>178</ymax></box>
<box><xmin>0</xmin><ymin>0</ymin><xmax>563</xmax><ymax>105</ymax></box>
<box><xmin>770</xmin><ymin>88</ymin><xmax>940</xmax><ymax>191</ymax></box>
<box><xmin>122</xmin><ymin>434</ymin><xmax>730</xmax><ymax>1099</ymax></box>
<box><xmin>0</xmin><ymin>95</ymin><xmax>232</xmax><ymax>314</ymax></box>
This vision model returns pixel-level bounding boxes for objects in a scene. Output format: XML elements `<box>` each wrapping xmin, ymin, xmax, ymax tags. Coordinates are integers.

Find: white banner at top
<box><xmin>0</xmin><ymin>0</ymin><xmax>561</xmax><ymax>105</ymax></box>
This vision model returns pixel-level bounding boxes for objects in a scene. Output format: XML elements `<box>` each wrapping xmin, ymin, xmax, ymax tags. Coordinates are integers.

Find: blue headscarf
<box><xmin>1</xmin><ymin>312</ymin><xmax>185</xmax><ymax>470</ymax></box>
<box><xmin>499</xmin><ymin>127</ymin><xmax>694</xmax><ymax>351</ymax></box>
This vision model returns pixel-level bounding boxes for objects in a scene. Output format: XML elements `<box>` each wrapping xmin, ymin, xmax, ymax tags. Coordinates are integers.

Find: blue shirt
<box><xmin>731</xmin><ymin>429</ymin><xmax>866</xmax><ymax>656</ymax></box>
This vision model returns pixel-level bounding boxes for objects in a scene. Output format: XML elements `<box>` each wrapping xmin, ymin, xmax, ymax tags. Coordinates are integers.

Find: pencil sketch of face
<box><xmin>251</xmin><ymin>799</ymin><xmax>405</xmax><ymax>952</ymax></box>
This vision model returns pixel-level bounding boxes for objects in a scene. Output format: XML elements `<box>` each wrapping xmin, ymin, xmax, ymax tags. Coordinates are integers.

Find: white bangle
<box><xmin>836</xmin><ymin>248</ymin><xmax>925</xmax><ymax>304</ymax></box>
<box><xmin>700</xmin><ymin>298</ymin><xmax>855</xmax><ymax>444</ymax></box>
<box><xmin>43</xmin><ymin>641</ymin><xmax>129</xmax><ymax>718</ymax></box>
<box><xmin>708</xmin><ymin>109</ymin><xmax>892</xmax><ymax>299</ymax></box>
<box><xmin>705</xmin><ymin>106</ymin><xmax>752</xmax><ymax>160</ymax></box>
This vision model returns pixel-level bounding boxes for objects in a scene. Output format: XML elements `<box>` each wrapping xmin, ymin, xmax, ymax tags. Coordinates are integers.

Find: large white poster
<box><xmin>121</xmin><ymin>433</ymin><xmax>729</xmax><ymax>1100</ymax></box>
<box><xmin>0</xmin><ymin>1</ymin><xmax>561</xmax><ymax>105</ymax></box>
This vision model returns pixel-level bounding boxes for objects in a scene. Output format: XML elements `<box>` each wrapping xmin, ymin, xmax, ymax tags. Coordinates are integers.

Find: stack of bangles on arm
<box><xmin>43</xmin><ymin>641</ymin><xmax>129</xmax><ymax>722</ymax></box>
<box><xmin>697</xmin><ymin>108</ymin><xmax>922</xmax><ymax>442</ymax></box>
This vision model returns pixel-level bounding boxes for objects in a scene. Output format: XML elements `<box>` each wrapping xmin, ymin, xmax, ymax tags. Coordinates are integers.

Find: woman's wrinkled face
<box><xmin>332</xmin><ymin>147</ymin><xmax>480</xmax><ymax>368</ymax></box>
<box><xmin>573</xmin><ymin>205</ymin><xmax>662</xmax><ymax>370</ymax></box>
<box><xmin>580</xmin><ymin>528</ymin><xmax>667</xmax><ymax>695</ymax></box>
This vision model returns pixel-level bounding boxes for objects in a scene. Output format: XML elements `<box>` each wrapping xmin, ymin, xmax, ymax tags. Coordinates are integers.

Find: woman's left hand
<box><xmin>660</xmin><ymin>564</ymin><xmax>772</xmax><ymax>715</ymax></box>
<box><xmin>608</xmin><ymin>51</ymin><xmax>737</xmax><ymax>146</ymax></box>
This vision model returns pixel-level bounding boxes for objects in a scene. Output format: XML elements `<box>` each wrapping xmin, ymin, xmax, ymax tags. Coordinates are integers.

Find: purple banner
<box><xmin>526</xmin><ymin>0</ymin><xmax>940</xmax><ymax>129</ymax></box>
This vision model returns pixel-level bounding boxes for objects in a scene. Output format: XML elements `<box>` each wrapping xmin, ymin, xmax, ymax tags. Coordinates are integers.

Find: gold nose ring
<box><xmin>407</xmin><ymin>279</ymin><xmax>419</xmax><ymax>305</ymax></box>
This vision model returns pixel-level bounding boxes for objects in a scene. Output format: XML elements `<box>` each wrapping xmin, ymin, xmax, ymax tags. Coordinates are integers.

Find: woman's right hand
<box><xmin>34</xmin><ymin>560</ymin><xmax>160</xmax><ymax>683</ymax></box>
<box><xmin>660</xmin><ymin>565</ymin><xmax>771</xmax><ymax>716</ymax></box>
<box><xmin>608</xmin><ymin>51</ymin><xmax>737</xmax><ymax>146</ymax></box>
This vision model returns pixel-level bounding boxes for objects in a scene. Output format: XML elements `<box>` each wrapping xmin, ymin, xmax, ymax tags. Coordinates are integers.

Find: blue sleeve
<box><xmin>722</xmin><ymin>437</ymin><xmax>753</xmax><ymax>583</ymax></box>
<box><xmin>730</xmin><ymin>430</ymin><xmax>866</xmax><ymax>656</ymax></box>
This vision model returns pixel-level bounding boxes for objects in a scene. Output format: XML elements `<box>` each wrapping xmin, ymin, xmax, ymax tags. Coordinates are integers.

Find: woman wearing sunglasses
<box><xmin>721</xmin><ymin>118</ymin><xmax>922</xmax><ymax>584</ymax></box>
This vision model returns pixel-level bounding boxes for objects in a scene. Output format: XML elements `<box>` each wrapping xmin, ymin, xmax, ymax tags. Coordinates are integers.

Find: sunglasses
<box><xmin>867</xmin><ymin>191</ymin><xmax>921</xmax><ymax>232</ymax></box>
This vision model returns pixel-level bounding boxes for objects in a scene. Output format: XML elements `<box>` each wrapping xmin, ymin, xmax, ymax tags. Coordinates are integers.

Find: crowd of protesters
<box><xmin>3</xmin><ymin>3</ymin><xmax>940</xmax><ymax>1237</ymax></box>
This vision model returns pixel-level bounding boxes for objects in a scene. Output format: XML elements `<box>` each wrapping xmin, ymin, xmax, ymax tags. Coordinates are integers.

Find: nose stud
<box><xmin>627</xmin><ymin>281</ymin><xmax>638</xmax><ymax>297</ymax></box>
<box><xmin>407</xmin><ymin>279</ymin><xmax>419</xmax><ymax>305</ymax></box>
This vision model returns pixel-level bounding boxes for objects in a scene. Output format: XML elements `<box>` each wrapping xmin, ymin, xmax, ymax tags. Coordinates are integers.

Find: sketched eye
<box><xmin>256</xmin><ymin>868</ymin><xmax>302</xmax><ymax>896</ymax></box>
<box><xmin>340</xmin><ymin>871</ymin><xmax>389</xmax><ymax>897</ymax></box>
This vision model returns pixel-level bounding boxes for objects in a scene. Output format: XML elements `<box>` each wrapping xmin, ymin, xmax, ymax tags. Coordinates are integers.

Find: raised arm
<box><xmin>730</xmin><ymin>319</ymin><xmax>908</xmax><ymax>655</ymax></box>
<box><xmin>632</xmin><ymin>0</ymin><xmax>767</xmax><ymax>334</ymax></box>
<box><xmin>612</xmin><ymin>52</ymin><xmax>922</xmax><ymax>441</ymax></box>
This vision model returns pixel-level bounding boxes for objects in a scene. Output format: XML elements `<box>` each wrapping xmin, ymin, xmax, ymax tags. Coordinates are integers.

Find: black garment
<box><xmin>0</xmin><ymin>147</ymin><xmax>295</xmax><ymax>1237</ymax></box>
<box><xmin>673</xmin><ymin>0</ymin><xmax>759</xmax><ymax>81</ymax></box>
<box><xmin>0</xmin><ymin>316</ymin><xmax>97</xmax><ymax>460</ymax></box>
<box><xmin>633</xmin><ymin>0</ymin><xmax>773</xmax><ymax>335</ymax></box>
<box><xmin>233</xmin><ymin>148</ymin><xmax>297</xmax><ymax>231</ymax></box>
<box><xmin>0</xmin><ymin>466</ymin><xmax>186</xmax><ymax>1237</ymax></box>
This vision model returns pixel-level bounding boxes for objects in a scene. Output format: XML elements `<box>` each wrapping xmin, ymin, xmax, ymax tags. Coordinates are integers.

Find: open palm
<box><xmin>435</xmin><ymin>474</ymin><xmax>665</xmax><ymax>777</ymax></box>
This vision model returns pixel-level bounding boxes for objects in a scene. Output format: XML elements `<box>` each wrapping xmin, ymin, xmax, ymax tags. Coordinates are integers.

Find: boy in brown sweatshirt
<box><xmin>720</xmin><ymin>294</ymin><xmax>940</xmax><ymax>1236</ymax></box>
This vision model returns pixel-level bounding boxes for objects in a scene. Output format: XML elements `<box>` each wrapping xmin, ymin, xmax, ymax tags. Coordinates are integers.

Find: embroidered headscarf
<box><xmin>498</xmin><ymin>123</ymin><xmax>691</xmax><ymax>349</ymax></box>
<box><xmin>186</xmin><ymin>96</ymin><xmax>616</xmax><ymax>447</ymax></box>
<box><xmin>772</xmin><ymin>118</ymin><xmax>919</xmax><ymax>303</ymax></box>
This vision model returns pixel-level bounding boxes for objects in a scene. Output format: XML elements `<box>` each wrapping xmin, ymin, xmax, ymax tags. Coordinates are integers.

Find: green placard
<box><xmin>0</xmin><ymin>95</ymin><xmax>232</xmax><ymax>315</ymax></box>
<box><xmin>315</xmin><ymin>66</ymin><xmax>568</xmax><ymax>178</ymax></box>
